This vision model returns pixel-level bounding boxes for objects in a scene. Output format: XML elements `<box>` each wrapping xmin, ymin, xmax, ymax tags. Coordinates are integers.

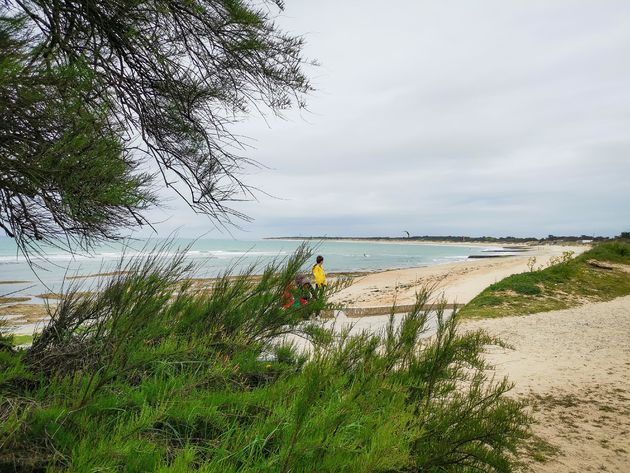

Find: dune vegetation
<box><xmin>459</xmin><ymin>241</ymin><xmax>630</xmax><ymax>319</ymax></box>
<box><xmin>0</xmin><ymin>245</ymin><xmax>533</xmax><ymax>472</ymax></box>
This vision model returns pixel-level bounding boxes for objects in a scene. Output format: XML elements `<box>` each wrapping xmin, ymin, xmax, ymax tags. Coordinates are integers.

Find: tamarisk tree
<box><xmin>0</xmin><ymin>0</ymin><xmax>311</xmax><ymax>252</ymax></box>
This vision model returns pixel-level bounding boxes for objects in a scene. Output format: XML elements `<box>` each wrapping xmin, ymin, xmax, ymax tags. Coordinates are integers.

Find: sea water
<box><xmin>0</xmin><ymin>238</ymin><xmax>490</xmax><ymax>300</ymax></box>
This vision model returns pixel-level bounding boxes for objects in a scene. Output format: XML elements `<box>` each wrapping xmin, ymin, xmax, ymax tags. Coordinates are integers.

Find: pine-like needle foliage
<box><xmin>0</xmin><ymin>246</ymin><xmax>532</xmax><ymax>472</ymax></box>
<box><xmin>1</xmin><ymin>1</ymin><xmax>312</xmax><ymax>251</ymax></box>
<box><xmin>0</xmin><ymin>15</ymin><xmax>156</xmax><ymax>253</ymax></box>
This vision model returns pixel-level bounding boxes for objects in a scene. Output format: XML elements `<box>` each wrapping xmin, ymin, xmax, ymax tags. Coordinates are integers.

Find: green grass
<box><xmin>579</xmin><ymin>241</ymin><xmax>630</xmax><ymax>264</ymax></box>
<box><xmin>0</xmin><ymin>244</ymin><xmax>534</xmax><ymax>472</ymax></box>
<box><xmin>460</xmin><ymin>241</ymin><xmax>630</xmax><ymax>319</ymax></box>
<box><xmin>9</xmin><ymin>334</ymin><xmax>34</xmax><ymax>346</ymax></box>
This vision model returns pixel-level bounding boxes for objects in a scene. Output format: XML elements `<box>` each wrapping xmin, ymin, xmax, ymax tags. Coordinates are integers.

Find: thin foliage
<box><xmin>1</xmin><ymin>0</ymin><xmax>313</xmax><ymax>253</ymax></box>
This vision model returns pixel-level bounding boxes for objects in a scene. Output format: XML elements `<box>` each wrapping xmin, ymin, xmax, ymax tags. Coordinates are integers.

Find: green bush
<box><xmin>0</xmin><ymin>245</ymin><xmax>532</xmax><ymax>472</ymax></box>
<box><xmin>488</xmin><ymin>272</ymin><xmax>544</xmax><ymax>295</ymax></box>
<box><xmin>578</xmin><ymin>241</ymin><xmax>630</xmax><ymax>264</ymax></box>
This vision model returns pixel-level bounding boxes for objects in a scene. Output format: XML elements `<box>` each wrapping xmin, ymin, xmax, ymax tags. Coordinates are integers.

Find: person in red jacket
<box><xmin>282</xmin><ymin>282</ymin><xmax>296</xmax><ymax>309</ymax></box>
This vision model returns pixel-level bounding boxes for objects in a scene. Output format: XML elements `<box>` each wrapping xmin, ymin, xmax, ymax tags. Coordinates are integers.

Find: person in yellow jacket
<box><xmin>312</xmin><ymin>255</ymin><xmax>327</xmax><ymax>288</ymax></box>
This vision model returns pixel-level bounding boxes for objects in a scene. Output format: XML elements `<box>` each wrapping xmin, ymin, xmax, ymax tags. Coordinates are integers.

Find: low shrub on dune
<box><xmin>0</xmin><ymin>245</ymin><xmax>531</xmax><ymax>472</ymax></box>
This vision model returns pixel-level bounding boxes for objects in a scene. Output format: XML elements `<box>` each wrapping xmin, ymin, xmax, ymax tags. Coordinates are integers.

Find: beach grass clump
<box><xmin>0</xmin><ymin>245</ymin><xmax>532</xmax><ymax>471</ymax></box>
<box><xmin>460</xmin><ymin>241</ymin><xmax>630</xmax><ymax>318</ymax></box>
<box><xmin>578</xmin><ymin>240</ymin><xmax>630</xmax><ymax>265</ymax></box>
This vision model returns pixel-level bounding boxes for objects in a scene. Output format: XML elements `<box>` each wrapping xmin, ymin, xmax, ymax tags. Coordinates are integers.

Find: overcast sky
<box><xmin>147</xmin><ymin>0</ymin><xmax>630</xmax><ymax>239</ymax></box>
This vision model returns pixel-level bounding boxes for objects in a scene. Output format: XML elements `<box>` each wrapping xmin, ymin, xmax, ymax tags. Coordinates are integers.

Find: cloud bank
<box><xmin>146</xmin><ymin>0</ymin><xmax>630</xmax><ymax>238</ymax></box>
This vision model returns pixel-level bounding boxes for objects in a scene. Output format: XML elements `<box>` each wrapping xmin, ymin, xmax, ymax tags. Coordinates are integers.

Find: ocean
<box><xmin>0</xmin><ymin>238</ymin><xmax>491</xmax><ymax>301</ymax></box>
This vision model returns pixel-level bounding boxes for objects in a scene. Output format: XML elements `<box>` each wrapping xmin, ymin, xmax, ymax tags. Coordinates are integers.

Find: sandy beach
<box><xmin>464</xmin><ymin>297</ymin><xmax>630</xmax><ymax>472</ymax></box>
<box><xmin>0</xmin><ymin>243</ymin><xmax>585</xmax><ymax>334</ymax></box>
<box><xmin>332</xmin><ymin>244</ymin><xmax>586</xmax><ymax>308</ymax></box>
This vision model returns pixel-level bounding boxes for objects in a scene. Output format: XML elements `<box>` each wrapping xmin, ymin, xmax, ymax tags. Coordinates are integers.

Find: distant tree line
<box><xmin>270</xmin><ymin>233</ymin><xmax>629</xmax><ymax>243</ymax></box>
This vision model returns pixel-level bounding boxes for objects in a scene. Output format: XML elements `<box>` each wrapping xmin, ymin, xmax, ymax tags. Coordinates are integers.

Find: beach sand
<box><xmin>332</xmin><ymin>244</ymin><xmax>586</xmax><ymax>309</ymax></box>
<box><xmin>464</xmin><ymin>296</ymin><xmax>630</xmax><ymax>472</ymax></box>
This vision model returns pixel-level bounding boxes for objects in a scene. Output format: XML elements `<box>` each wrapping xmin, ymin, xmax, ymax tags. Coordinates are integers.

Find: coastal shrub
<box><xmin>579</xmin><ymin>241</ymin><xmax>630</xmax><ymax>265</ymax></box>
<box><xmin>526</xmin><ymin>256</ymin><xmax>537</xmax><ymax>272</ymax></box>
<box><xmin>0</xmin><ymin>246</ymin><xmax>532</xmax><ymax>472</ymax></box>
<box><xmin>488</xmin><ymin>273</ymin><xmax>543</xmax><ymax>296</ymax></box>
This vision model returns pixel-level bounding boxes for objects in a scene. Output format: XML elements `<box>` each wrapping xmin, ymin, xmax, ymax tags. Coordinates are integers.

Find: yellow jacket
<box><xmin>312</xmin><ymin>264</ymin><xmax>327</xmax><ymax>286</ymax></box>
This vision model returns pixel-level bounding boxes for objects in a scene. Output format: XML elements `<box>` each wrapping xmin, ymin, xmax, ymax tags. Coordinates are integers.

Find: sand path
<box><xmin>288</xmin><ymin>293</ymin><xmax>629</xmax><ymax>471</ymax></box>
<box><xmin>464</xmin><ymin>296</ymin><xmax>630</xmax><ymax>472</ymax></box>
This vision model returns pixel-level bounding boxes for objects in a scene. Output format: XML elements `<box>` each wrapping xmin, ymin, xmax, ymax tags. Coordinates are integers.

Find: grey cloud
<box><xmin>143</xmin><ymin>0</ymin><xmax>630</xmax><ymax>239</ymax></box>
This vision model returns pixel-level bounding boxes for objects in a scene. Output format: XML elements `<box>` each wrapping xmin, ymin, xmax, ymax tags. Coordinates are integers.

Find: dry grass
<box><xmin>0</xmin><ymin>297</ymin><xmax>31</xmax><ymax>304</ymax></box>
<box><xmin>525</xmin><ymin>388</ymin><xmax>630</xmax><ymax>472</ymax></box>
<box><xmin>0</xmin><ymin>304</ymin><xmax>49</xmax><ymax>321</ymax></box>
<box><xmin>36</xmin><ymin>291</ymin><xmax>92</xmax><ymax>300</ymax></box>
